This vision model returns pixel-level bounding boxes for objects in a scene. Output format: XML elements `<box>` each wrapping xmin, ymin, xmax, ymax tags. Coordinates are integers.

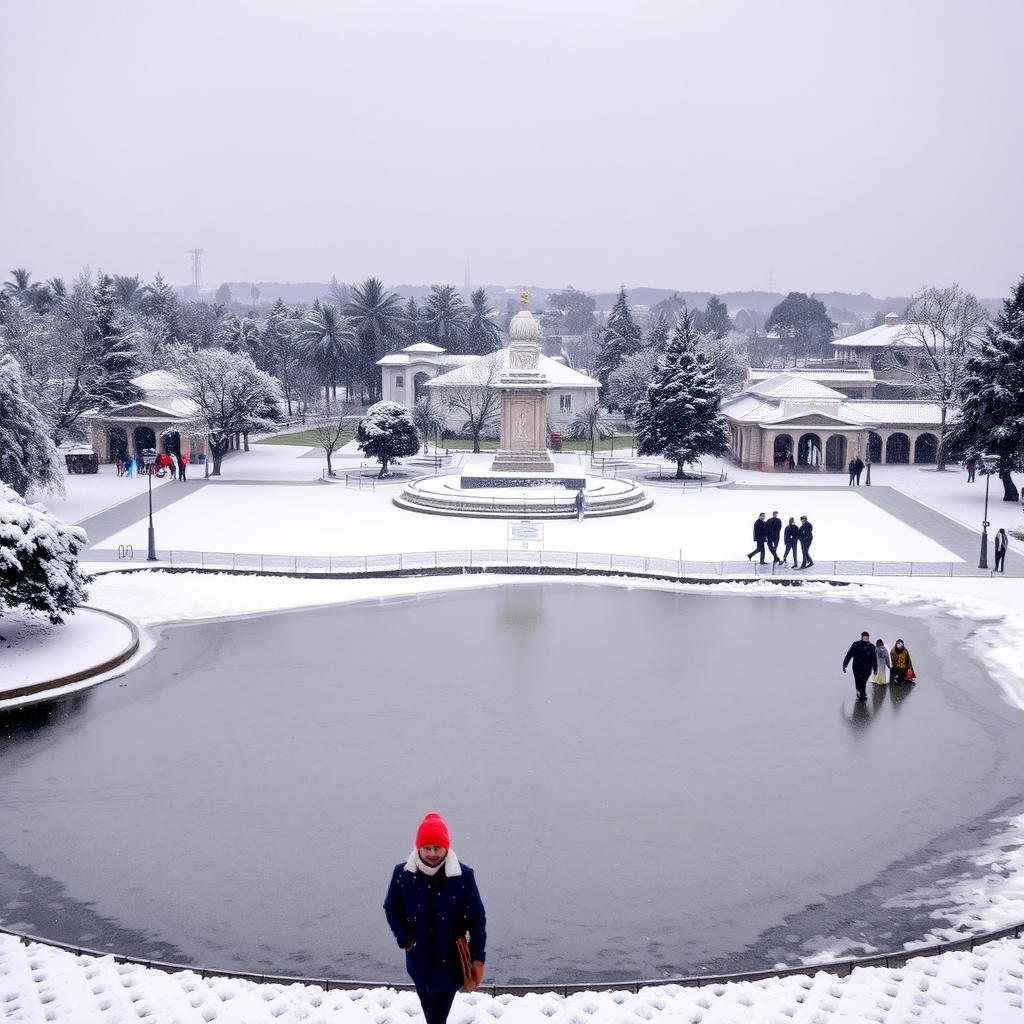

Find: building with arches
<box><xmin>84</xmin><ymin>370</ymin><xmax>210</xmax><ymax>465</ymax></box>
<box><xmin>377</xmin><ymin>343</ymin><xmax>478</xmax><ymax>406</ymax></box>
<box><xmin>721</xmin><ymin>372</ymin><xmax>945</xmax><ymax>472</ymax></box>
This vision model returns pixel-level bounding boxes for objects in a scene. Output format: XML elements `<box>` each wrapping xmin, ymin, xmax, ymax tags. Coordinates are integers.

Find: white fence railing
<box><xmin>92</xmin><ymin>547</ymin><xmax>1005</xmax><ymax>579</ymax></box>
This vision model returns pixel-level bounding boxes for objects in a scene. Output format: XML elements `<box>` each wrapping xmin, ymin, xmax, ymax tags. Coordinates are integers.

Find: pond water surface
<box><xmin>1</xmin><ymin>582</ymin><xmax>1022</xmax><ymax>984</ymax></box>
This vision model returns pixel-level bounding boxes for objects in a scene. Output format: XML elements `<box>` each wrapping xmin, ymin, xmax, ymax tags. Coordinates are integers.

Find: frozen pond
<box><xmin>1</xmin><ymin>582</ymin><xmax>1022</xmax><ymax>984</ymax></box>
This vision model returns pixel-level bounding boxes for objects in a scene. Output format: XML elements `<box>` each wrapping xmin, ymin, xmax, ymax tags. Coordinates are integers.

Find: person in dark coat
<box><xmin>995</xmin><ymin>528</ymin><xmax>1008</xmax><ymax>573</ymax></box>
<box><xmin>848</xmin><ymin>459</ymin><xmax>857</xmax><ymax>486</ymax></box>
<box><xmin>854</xmin><ymin>456</ymin><xmax>864</xmax><ymax>484</ymax></box>
<box><xmin>765</xmin><ymin>511</ymin><xmax>782</xmax><ymax>564</ymax></box>
<box><xmin>798</xmin><ymin>516</ymin><xmax>814</xmax><ymax>568</ymax></box>
<box><xmin>747</xmin><ymin>512</ymin><xmax>768</xmax><ymax>563</ymax></box>
<box><xmin>782</xmin><ymin>517</ymin><xmax>800</xmax><ymax>568</ymax></box>
<box><xmin>384</xmin><ymin>813</ymin><xmax>486</xmax><ymax>1024</ymax></box>
<box><xmin>843</xmin><ymin>631</ymin><xmax>878</xmax><ymax>701</ymax></box>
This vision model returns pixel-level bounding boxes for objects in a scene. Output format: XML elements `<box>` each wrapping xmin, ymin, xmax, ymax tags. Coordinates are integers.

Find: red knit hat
<box><xmin>415</xmin><ymin>812</ymin><xmax>450</xmax><ymax>849</ymax></box>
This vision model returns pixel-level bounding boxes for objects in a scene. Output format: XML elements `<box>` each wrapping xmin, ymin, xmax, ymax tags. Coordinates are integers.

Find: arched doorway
<box><xmin>797</xmin><ymin>433</ymin><xmax>822</xmax><ymax>469</ymax></box>
<box><xmin>412</xmin><ymin>371</ymin><xmax>431</xmax><ymax>405</ymax></box>
<box><xmin>914</xmin><ymin>433</ymin><xmax>938</xmax><ymax>464</ymax></box>
<box><xmin>886</xmin><ymin>432</ymin><xmax>910</xmax><ymax>464</ymax></box>
<box><xmin>773</xmin><ymin>433</ymin><xmax>793</xmax><ymax>469</ymax></box>
<box><xmin>867</xmin><ymin>432</ymin><xmax>882</xmax><ymax>464</ymax></box>
<box><xmin>133</xmin><ymin>426</ymin><xmax>156</xmax><ymax>455</ymax></box>
<box><xmin>825</xmin><ymin>434</ymin><xmax>847</xmax><ymax>472</ymax></box>
<box><xmin>107</xmin><ymin>427</ymin><xmax>128</xmax><ymax>463</ymax></box>
<box><xmin>161</xmin><ymin>429</ymin><xmax>181</xmax><ymax>456</ymax></box>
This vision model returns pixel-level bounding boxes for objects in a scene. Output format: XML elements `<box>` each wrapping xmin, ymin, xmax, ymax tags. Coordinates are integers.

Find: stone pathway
<box><xmin>76</xmin><ymin>480</ymin><xmax>205</xmax><ymax>550</ymax></box>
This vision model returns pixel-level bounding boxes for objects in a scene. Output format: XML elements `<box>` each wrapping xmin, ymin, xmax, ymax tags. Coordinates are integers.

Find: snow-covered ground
<box><xmin>26</xmin><ymin>464</ymin><xmax>172</xmax><ymax>528</ymax></box>
<box><xmin>84</xmin><ymin>444</ymin><xmax>982</xmax><ymax>562</ymax></box>
<box><xmin>2</xmin><ymin>931</ymin><xmax>1022</xmax><ymax>1023</ymax></box>
<box><xmin>7</xmin><ymin>446</ymin><xmax>1024</xmax><ymax>1021</ymax></box>
<box><xmin>0</xmin><ymin>607</ymin><xmax>134</xmax><ymax>698</ymax></box>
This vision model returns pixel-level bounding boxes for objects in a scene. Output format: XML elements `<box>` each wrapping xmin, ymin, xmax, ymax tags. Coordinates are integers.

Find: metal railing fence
<box><xmin>102</xmin><ymin>546</ymin><xmax>1005</xmax><ymax>578</ymax></box>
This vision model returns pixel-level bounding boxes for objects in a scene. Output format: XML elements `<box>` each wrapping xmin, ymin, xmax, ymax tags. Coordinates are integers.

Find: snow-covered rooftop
<box><xmin>747</xmin><ymin>374</ymin><xmax>847</xmax><ymax>401</ymax></box>
<box><xmin>723</xmin><ymin>374</ymin><xmax>944</xmax><ymax>428</ymax></box>
<box><xmin>831</xmin><ymin>322</ymin><xmax>947</xmax><ymax>349</ymax></box>
<box><xmin>425</xmin><ymin>348</ymin><xmax>599</xmax><ymax>389</ymax></box>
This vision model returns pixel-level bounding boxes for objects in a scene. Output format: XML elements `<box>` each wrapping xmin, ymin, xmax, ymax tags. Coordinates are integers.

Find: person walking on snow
<box><xmin>890</xmin><ymin>639</ymin><xmax>914</xmax><ymax>684</ymax></box>
<box><xmin>574</xmin><ymin>487</ymin><xmax>586</xmax><ymax>521</ymax></box>
<box><xmin>384</xmin><ymin>813</ymin><xmax>486</xmax><ymax>1024</ymax></box>
<box><xmin>848</xmin><ymin>459</ymin><xmax>857</xmax><ymax>486</ymax></box>
<box><xmin>854</xmin><ymin>456</ymin><xmax>864</xmax><ymax>484</ymax></box>
<box><xmin>873</xmin><ymin>638</ymin><xmax>891</xmax><ymax>685</ymax></box>
<box><xmin>747</xmin><ymin>512</ymin><xmax>768</xmax><ymax>563</ymax></box>
<box><xmin>995</xmin><ymin>528</ymin><xmax>1008</xmax><ymax>573</ymax></box>
<box><xmin>179</xmin><ymin>451</ymin><xmax>188</xmax><ymax>481</ymax></box>
<box><xmin>798</xmin><ymin>516</ymin><xmax>814</xmax><ymax>568</ymax></box>
<box><xmin>766</xmin><ymin>511</ymin><xmax>782</xmax><ymax>563</ymax></box>
<box><xmin>965</xmin><ymin>456</ymin><xmax>976</xmax><ymax>482</ymax></box>
<box><xmin>782</xmin><ymin>517</ymin><xmax>800</xmax><ymax>567</ymax></box>
<box><xmin>843</xmin><ymin>631</ymin><xmax>878</xmax><ymax>701</ymax></box>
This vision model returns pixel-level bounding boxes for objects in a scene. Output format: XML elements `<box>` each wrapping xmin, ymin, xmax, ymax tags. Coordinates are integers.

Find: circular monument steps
<box><xmin>396</xmin><ymin>472</ymin><xmax>652</xmax><ymax>518</ymax></box>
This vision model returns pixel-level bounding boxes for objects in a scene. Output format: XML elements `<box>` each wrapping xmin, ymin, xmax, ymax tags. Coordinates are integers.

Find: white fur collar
<box><xmin>404</xmin><ymin>849</ymin><xmax>462</xmax><ymax>877</ymax></box>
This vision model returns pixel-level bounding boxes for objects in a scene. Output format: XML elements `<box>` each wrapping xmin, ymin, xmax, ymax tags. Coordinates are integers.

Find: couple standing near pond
<box><xmin>384</xmin><ymin>812</ymin><xmax>487</xmax><ymax>1024</ymax></box>
<box><xmin>842</xmin><ymin>632</ymin><xmax>915</xmax><ymax>701</ymax></box>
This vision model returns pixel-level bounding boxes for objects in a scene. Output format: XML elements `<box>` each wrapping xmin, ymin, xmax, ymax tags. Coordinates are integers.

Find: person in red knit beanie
<box><xmin>384</xmin><ymin>812</ymin><xmax>487</xmax><ymax>1024</ymax></box>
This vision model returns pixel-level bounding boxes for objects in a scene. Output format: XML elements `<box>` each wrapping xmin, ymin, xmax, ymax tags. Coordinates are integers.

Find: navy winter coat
<box><xmin>384</xmin><ymin>855</ymin><xmax>487</xmax><ymax>992</ymax></box>
<box><xmin>843</xmin><ymin>640</ymin><xmax>878</xmax><ymax>676</ymax></box>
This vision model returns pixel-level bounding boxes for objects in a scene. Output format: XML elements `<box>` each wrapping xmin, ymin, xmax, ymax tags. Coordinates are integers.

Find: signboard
<box><xmin>508</xmin><ymin>521</ymin><xmax>544</xmax><ymax>548</ymax></box>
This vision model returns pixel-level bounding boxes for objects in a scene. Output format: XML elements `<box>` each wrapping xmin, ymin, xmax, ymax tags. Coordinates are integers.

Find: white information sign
<box><xmin>508</xmin><ymin>520</ymin><xmax>544</xmax><ymax>548</ymax></box>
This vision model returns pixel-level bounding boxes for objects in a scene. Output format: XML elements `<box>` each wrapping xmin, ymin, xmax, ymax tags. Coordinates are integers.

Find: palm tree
<box><xmin>344</xmin><ymin>277</ymin><xmax>406</xmax><ymax>401</ymax></box>
<box><xmin>4</xmin><ymin>268</ymin><xmax>34</xmax><ymax>295</ymax></box>
<box><xmin>297</xmin><ymin>303</ymin><xmax>357</xmax><ymax>401</ymax></box>
<box><xmin>465</xmin><ymin>288</ymin><xmax>501</xmax><ymax>355</ymax></box>
<box><xmin>218</xmin><ymin>314</ymin><xmax>262</xmax><ymax>361</ymax></box>
<box><xmin>412</xmin><ymin>397</ymin><xmax>444</xmax><ymax>454</ymax></box>
<box><xmin>422</xmin><ymin>285</ymin><xmax>469</xmax><ymax>354</ymax></box>
<box><xmin>566</xmin><ymin>404</ymin><xmax>614</xmax><ymax>455</ymax></box>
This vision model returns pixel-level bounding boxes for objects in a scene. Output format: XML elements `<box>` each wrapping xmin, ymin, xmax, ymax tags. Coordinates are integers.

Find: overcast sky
<box><xmin>2</xmin><ymin>0</ymin><xmax>1021</xmax><ymax>297</ymax></box>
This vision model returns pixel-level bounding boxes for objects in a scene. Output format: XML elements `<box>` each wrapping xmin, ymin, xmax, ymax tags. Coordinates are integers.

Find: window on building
<box><xmin>395</xmin><ymin>374</ymin><xmax>404</xmax><ymax>388</ymax></box>
<box><xmin>559</xmin><ymin>394</ymin><xmax>572</xmax><ymax>411</ymax></box>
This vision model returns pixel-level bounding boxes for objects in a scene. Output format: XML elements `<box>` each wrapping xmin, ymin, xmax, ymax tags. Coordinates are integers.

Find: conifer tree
<box><xmin>595</xmin><ymin>286</ymin><xmax>643</xmax><ymax>392</ymax></box>
<box><xmin>356</xmin><ymin>400</ymin><xmax>420</xmax><ymax>477</ymax></box>
<box><xmin>635</xmin><ymin>307</ymin><xmax>728</xmax><ymax>479</ymax></box>
<box><xmin>86</xmin><ymin>275</ymin><xmax>140</xmax><ymax>409</ymax></box>
<box><xmin>0</xmin><ymin>348</ymin><xmax>63</xmax><ymax>496</ymax></box>
<box><xmin>945</xmin><ymin>275</ymin><xmax>1024</xmax><ymax>501</ymax></box>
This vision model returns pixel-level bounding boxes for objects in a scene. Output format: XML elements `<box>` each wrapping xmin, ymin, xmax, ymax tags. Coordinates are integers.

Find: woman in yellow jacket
<box><xmin>890</xmin><ymin>639</ymin><xmax>914</xmax><ymax>684</ymax></box>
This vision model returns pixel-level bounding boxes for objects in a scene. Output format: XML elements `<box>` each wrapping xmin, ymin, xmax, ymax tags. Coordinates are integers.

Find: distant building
<box><xmin>721</xmin><ymin>372</ymin><xmax>944</xmax><ymax>472</ymax></box>
<box><xmin>377</xmin><ymin>342</ymin><xmax>600</xmax><ymax>434</ymax></box>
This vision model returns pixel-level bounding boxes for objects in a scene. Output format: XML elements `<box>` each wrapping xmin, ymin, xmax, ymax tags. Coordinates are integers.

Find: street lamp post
<box><xmin>142</xmin><ymin>448</ymin><xmax>158</xmax><ymax>561</ymax></box>
<box><xmin>978</xmin><ymin>454</ymin><xmax>998</xmax><ymax>570</ymax></box>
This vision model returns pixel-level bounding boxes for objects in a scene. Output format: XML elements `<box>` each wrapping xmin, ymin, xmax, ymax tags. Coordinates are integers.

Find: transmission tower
<box><xmin>187</xmin><ymin>248</ymin><xmax>204</xmax><ymax>291</ymax></box>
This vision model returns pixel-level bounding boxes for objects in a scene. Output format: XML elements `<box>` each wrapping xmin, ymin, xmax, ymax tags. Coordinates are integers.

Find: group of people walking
<box><xmin>842</xmin><ymin>632</ymin><xmax>915</xmax><ymax>700</ymax></box>
<box><xmin>114</xmin><ymin>451</ymin><xmax>189</xmax><ymax>480</ymax></box>
<box><xmin>847</xmin><ymin>457</ymin><xmax>865</xmax><ymax>485</ymax></box>
<box><xmin>748</xmin><ymin>511</ymin><xmax>814</xmax><ymax>569</ymax></box>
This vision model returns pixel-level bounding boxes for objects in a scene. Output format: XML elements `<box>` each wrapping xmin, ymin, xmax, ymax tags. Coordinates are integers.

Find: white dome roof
<box><xmin>509</xmin><ymin>309</ymin><xmax>540</xmax><ymax>342</ymax></box>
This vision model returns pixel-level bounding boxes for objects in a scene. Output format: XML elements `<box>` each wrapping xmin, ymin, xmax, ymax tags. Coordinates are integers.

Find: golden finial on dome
<box><xmin>520</xmin><ymin>289</ymin><xmax>529</xmax><ymax>308</ymax></box>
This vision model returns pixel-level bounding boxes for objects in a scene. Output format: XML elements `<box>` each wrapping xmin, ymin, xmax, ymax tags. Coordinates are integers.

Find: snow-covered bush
<box><xmin>0</xmin><ymin>482</ymin><xmax>90</xmax><ymax>623</ymax></box>
<box><xmin>356</xmin><ymin>401</ymin><xmax>420</xmax><ymax>477</ymax></box>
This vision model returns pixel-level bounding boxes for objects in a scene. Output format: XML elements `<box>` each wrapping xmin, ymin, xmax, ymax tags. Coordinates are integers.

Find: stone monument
<box><xmin>489</xmin><ymin>291</ymin><xmax>555</xmax><ymax>474</ymax></box>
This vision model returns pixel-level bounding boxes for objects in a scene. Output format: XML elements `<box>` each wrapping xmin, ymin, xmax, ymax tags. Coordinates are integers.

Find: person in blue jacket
<box><xmin>384</xmin><ymin>812</ymin><xmax>487</xmax><ymax>1024</ymax></box>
